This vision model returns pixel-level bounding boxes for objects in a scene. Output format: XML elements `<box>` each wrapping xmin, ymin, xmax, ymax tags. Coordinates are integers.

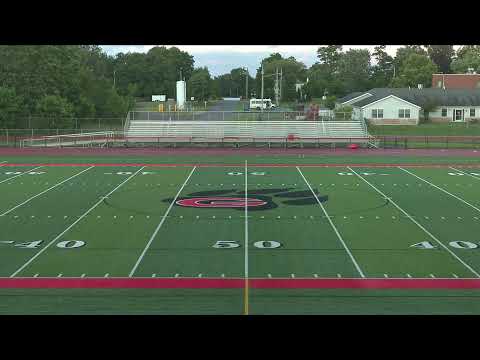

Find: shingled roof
<box><xmin>346</xmin><ymin>88</ymin><xmax>480</xmax><ymax>108</ymax></box>
<box><xmin>336</xmin><ymin>92</ymin><xmax>365</xmax><ymax>104</ymax></box>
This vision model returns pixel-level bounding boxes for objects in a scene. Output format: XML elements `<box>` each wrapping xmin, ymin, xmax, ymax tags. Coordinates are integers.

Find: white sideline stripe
<box><xmin>399</xmin><ymin>167</ymin><xmax>480</xmax><ymax>214</ymax></box>
<box><xmin>10</xmin><ymin>166</ymin><xmax>146</xmax><ymax>278</ymax></box>
<box><xmin>347</xmin><ymin>166</ymin><xmax>480</xmax><ymax>278</ymax></box>
<box><xmin>0</xmin><ymin>166</ymin><xmax>94</xmax><ymax>217</ymax></box>
<box><xmin>128</xmin><ymin>166</ymin><xmax>197</xmax><ymax>277</ymax></box>
<box><xmin>245</xmin><ymin>160</ymin><xmax>249</xmax><ymax>280</ymax></box>
<box><xmin>0</xmin><ymin>166</ymin><xmax>44</xmax><ymax>185</ymax></box>
<box><xmin>297</xmin><ymin>166</ymin><xmax>365</xmax><ymax>278</ymax></box>
<box><xmin>449</xmin><ymin>167</ymin><xmax>480</xmax><ymax>181</ymax></box>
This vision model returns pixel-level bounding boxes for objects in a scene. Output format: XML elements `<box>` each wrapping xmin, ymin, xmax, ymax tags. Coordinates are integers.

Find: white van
<box><xmin>249</xmin><ymin>98</ymin><xmax>276</xmax><ymax>110</ymax></box>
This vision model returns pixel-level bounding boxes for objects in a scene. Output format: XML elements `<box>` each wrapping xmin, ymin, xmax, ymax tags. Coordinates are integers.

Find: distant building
<box><xmin>432</xmin><ymin>73</ymin><xmax>480</xmax><ymax>89</ymax></box>
<box><xmin>336</xmin><ymin>88</ymin><xmax>480</xmax><ymax>125</ymax></box>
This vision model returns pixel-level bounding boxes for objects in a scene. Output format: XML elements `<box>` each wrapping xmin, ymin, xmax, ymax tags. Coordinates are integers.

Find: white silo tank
<box><xmin>176</xmin><ymin>80</ymin><xmax>186</xmax><ymax>110</ymax></box>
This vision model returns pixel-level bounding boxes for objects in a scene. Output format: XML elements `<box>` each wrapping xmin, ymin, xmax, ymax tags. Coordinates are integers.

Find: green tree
<box><xmin>0</xmin><ymin>86</ymin><xmax>23</xmax><ymax>128</ymax></box>
<box><xmin>451</xmin><ymin>47</ymin><xmax>480</xmax><ymax>74</ymax></box>
<box><xmin>255</xmin><ymin>54</ymin><xmax>307</xmax><ymax>101</ymax></box>
<box><xmin>337</xmin><ymin>49</ymin><xmax>372</xmax><ymax>92</ymax></box>
<box><xmin>371</xmin><ymin>45</ymin><xmax>394</xmax><ymax>87</ymax></box>
<box><xmin>188</xmin><ymin>67</ymin><xmax>212</xmax><ymax>101</ymax></box>
<box><xmin>426</xmin><ymin>45</ymin><xmax>455</xmax><ymax>73</ymax></box>
<box><xmin>316</xmin><ymin>45</ymin><xmax>343</xmax><ymax>72</ymax></box>
<box><xmin>390</xmin><ymin>53</ymin><xmax>438</xmax><ymax>88</ymax></box>
<box><xmin>35</xmin><ymin>95</ymin><xmax>74</xmax><ymax>128</ymax></box>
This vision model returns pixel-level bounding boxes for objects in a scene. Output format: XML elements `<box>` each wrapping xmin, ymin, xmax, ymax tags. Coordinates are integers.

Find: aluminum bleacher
<box><xmin>125</xmin><ymin>120</ymin><xmax>373</xmax><ymax>147</ymax></box>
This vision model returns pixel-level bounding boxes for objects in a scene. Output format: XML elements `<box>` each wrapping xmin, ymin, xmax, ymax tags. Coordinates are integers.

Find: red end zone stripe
<box><xmin>3</xmin><ymin>163</ymin><xmax>480</xmax><ymax>168</ymax></box>
<box><xmin>1</xmin><ymin>278</ymin><xmax>480</xmax><ymax>289</ymax></box>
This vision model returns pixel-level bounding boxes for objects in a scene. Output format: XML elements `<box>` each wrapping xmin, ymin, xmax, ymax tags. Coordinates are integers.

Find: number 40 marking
<box><xmin>411</xmin><ymin>241</ymin><xmax>478</xmax><ymax>250</ymax></box>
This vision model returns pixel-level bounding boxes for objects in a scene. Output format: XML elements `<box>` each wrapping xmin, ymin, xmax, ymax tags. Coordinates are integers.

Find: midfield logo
<box><xmin>166</xmin><ymin>188</ymin><xmax>328</xmax><ymax>211</ymax></box>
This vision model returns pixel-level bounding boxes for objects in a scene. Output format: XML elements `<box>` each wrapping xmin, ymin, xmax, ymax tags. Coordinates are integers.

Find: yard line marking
<box><xmin>348</xmin><ymin>166</ymin><xmax>480</xmax><ymax>278</ymax></box>
<box><xmin>429</xmin><ymin>274</ymin><xmax>435</xmax><ymax>278</ymax></box>
<box><xmin>174</xmin><ymin>274</ymin><xmax>179</xmax><ymax>278</ymax></box>
<box><xmin>399</xmin><ymin>167</ymin><xmax>480</xmax><ymax>214</ymax></box>
<box><xmin>244</xmin><ymin>160</ymin><xmax>250</xmax><ymax>315</ymax></box>
<box><xmin>297</xmin><ymin>166</ymin><xmax>365</xmax><ymax>278</ymax></box>
<box><xmin>406</xmin><ymin>274</ymin><xmax>412</xmax><ymax>278</ymax></box>
<box><xmin>81</xmin><ymin>274</ymin><xmax>86</xmax><ymax>278</ymax></box>
<box><xmin>33</xmin><ymin>274</ymin><xmax>39</xmax><ymax>278</ymax></box>
<box><xmin>10</xmin><ymin>166</ymin><xmax>146</xmax><ymax>278</ymax></box>
<box><xmin>0</xmin><ymin>166</ymin><xmax>44</xmax><ymax>185</ymax></box>
<box><xmin>453</xmin><ymin>274</ymin><xmax>458</xmax><ymax>278</ymax></box>
<box><xmin>449</xmin><ymin>167</ymin><xmax>480</xmax><ymax>181</ymax></box>
<box><xmin>104</xmin><ymin>273</ymin><xmax>109</xmax><ymax>278</ymax></box>
<box><xmin>151</xmin><ymin>274</ymin><xmax>156</xmax><ymax>278</ymax></box>
<box><xmin>0</xmin><ymin>166</ymin><xmax>94</xmax><ymax>217</ymax></box>
<box><xmin>128</xmin><ymin>166</ymin><xmax>196</xmax><ymax>277</ymax></box>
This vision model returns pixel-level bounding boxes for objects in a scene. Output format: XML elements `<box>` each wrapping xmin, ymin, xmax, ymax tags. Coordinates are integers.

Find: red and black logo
<box><xmin>165</xmin><ymin>188</ymin><xmax>328</xmax><ymax>211</ymax></box>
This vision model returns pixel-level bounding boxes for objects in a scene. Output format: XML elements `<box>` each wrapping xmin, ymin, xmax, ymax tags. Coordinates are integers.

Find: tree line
<box><xmin>1</xmin><ymin>45</ymin><xmax>479</xmax><ymax>129</ymax></box>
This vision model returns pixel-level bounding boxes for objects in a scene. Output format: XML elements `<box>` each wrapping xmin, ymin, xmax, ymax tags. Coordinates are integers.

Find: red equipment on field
<box><xmin>348</xmin><ymin>144</ymin><xmax>359</xmax><ymax>150</ymax></box>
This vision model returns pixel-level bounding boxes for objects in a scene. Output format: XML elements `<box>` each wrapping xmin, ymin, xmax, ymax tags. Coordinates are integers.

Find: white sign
<box><xmin>152</xmin><ymin>95</ymin><xmax>166</xmax><ymax>102</ymax></box>
<box><xmin>191</xmin><ymin>97</ymin><xmax>195</xmax><ymax>101</ymax></box>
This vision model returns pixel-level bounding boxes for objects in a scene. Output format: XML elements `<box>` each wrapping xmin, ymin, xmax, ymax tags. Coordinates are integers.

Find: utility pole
<box><xmin>280</xmin><ymin>68</ymin><xmax>283</xmax><ymax>105</ymax></box>
<box><xmin>275</xmin><ymin>67</ymin><xmax>279</xmax><ymax>107</ymax></box>
<box><xmin>244</xmin><ymin>67</ymin><xmax>249</xmax><ymax>100</ymax></box>
<box><xmin>261</xmin><ymin>64</ymin><xmax>264</xmax><ymax>114</ymax></box>
<box><xmin>113</xmin><ymin>70</ymin><xmax>116</xmax><ymax>88</ymax></box>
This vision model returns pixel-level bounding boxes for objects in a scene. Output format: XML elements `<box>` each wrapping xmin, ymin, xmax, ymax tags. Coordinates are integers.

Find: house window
<box><xmin>470</xmin><ymin>108</ymin><xmax>476</xmax><ymax>117</ymax></box>
<box><xmin>399</xmin><ymin>109</ymin><xmax>411</xmax><ymax>118</ymax></box>
<box><xmin>372</xmin><ymin>109</ymin><xmax>383</xmax><ymax>118</ymax></box>
<box><xmin>441</xmin><ymin>108</ymin><xmax>447</xmax><ymax>117</ymax></box>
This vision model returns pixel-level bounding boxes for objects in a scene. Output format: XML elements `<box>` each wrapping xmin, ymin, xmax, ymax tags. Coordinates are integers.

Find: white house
<box><xmin>336</xmin><ymin>88</ymin><xmax>480</xmax><ymax>125</ymax></box>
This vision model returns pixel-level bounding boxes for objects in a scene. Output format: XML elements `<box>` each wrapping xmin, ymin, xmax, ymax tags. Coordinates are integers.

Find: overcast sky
<box><xmin>100</xmin><ymin>45</ymin><xmax>404</xmax><ymax>77</ymax></box>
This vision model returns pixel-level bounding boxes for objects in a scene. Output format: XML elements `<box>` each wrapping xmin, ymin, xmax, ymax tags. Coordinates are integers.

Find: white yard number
<box><xmin>15</xmin><ymin>241</ymin><xmax>43</xmax><ymax>249</ymax></box>
<box><xmin>9</xmin><ymin>240</ymin><xmax>86</xmax><ymax>249</ymax></box>
<box><xmin>411</xmin><ymin>241</ymin><xmax>478</xmax><ymax>250</ymax></box>
<box><xmin>410</xmin><ymin>241</ymin><xmax>436</xmax><ymax>249</ymax></box>
<box><xmin>449</xmin><ymin>241</ymin><xmax>478</xmax><ymax>249</ymax></box>
<box><xmin>227</xmin><ymin>172</ymin><xmax>265</xmax><ymax>176</ymax></box>
<box><xmin>56</xmin><ymin>240</ymin><xmax>85</xmax><ymax>249</ymax></box>
<box><xmin>212</xmin><ymin>241</ymin><xmax>240</xmax><ymax>249</ymax></box>
<box><xmin>212</xmin><ymin>240</ymin><xmax>282</xmax><ymax>248</ymax></box>
<box><xmin>253</xmin><ymin>241</ymin><xmax>281</xmax><ymax>249</ymax></box>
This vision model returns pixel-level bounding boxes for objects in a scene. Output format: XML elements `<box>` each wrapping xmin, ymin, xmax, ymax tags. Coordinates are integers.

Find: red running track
<box><xmin>1</xmin><ymin>278</ymin><xmax>480</xmax><ymax>289</ymax></box>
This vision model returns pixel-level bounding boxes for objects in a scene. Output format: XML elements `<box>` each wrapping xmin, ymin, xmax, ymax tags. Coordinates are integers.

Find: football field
<box><xmin>1</xmin><ymin>155</ymin><xmax>480</xmax><ymax>314</ymax></box>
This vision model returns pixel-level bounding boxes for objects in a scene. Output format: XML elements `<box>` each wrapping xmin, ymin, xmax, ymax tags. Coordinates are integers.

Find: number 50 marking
<box><xmin>212</xmin><ymin>240</ymin><xmax>281</xmax><ymax>249</ymax></box>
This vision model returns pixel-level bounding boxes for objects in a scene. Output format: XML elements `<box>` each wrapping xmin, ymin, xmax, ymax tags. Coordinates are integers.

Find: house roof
<box><xmin>336</xmin><ymin>92</ymin><xmax>364</xmax><ymax>104</ymax></box>
<box><xmin>348</xmin><ymin>88</ymin><xmax>480</xmax><ymax>108</ymax></box>
<box><xmin>432</xmin><ymin>74</ymin><xmax>480</xmax><ymax>89</ymax></box>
